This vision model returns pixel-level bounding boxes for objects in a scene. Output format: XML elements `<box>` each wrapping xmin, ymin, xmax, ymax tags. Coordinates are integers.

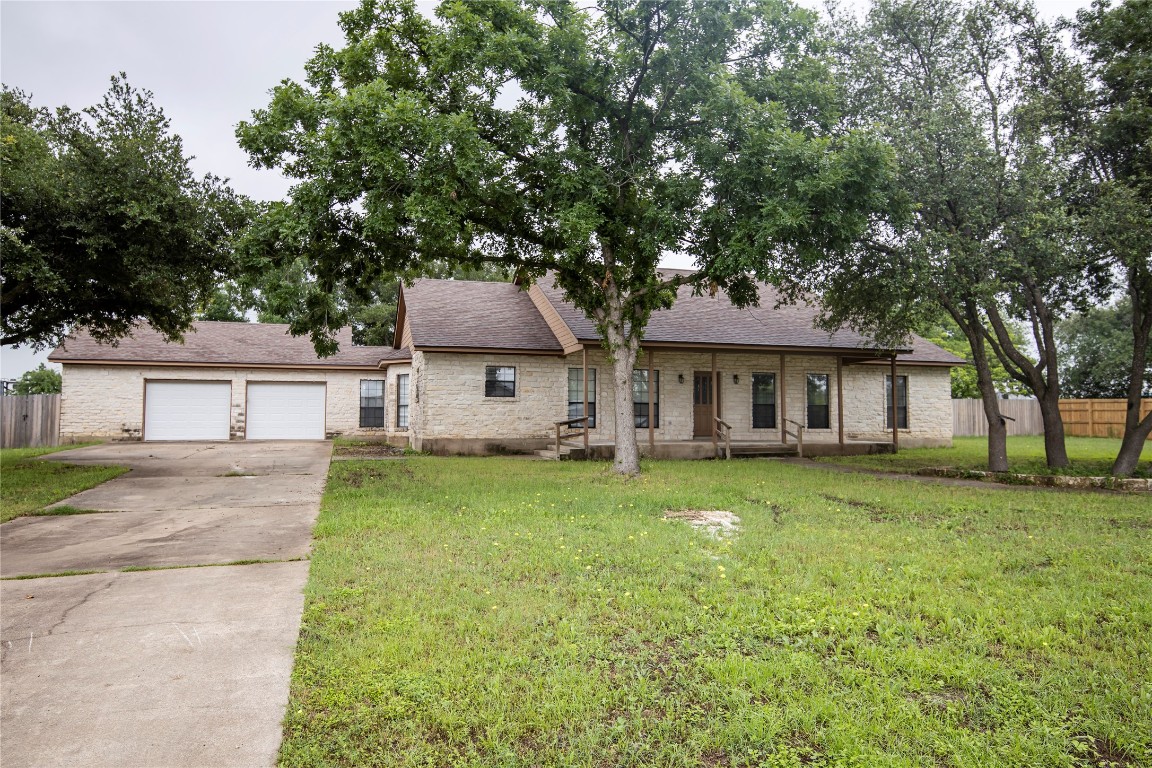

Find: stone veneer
<box><xmin>60</xmin><ymin>363</ymin><xmax>411</xmax><ymax>442</ymax></box>
<box><xmin>408</xmin><ymin>349</ymin><xmax>952</xmax><ymax>452</ymax></box>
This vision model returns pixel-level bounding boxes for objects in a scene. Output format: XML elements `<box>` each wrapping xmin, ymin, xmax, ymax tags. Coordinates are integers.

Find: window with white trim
<box><xmin>806</xmin><ymin>373</ymin><xmax>830</xmax><ymax>429</ymax></box>
<box><xmin>568</xmin><ymin>368</ymin><xmax>596</xmax><ymax>427</ymax></box>
<box><xmin>752</xmin><ymin>373</ymin><xmax>776</xmax><ymax>429</ymax></box>
<box><xmin>396</xmin><ymin>374</ymin><xmax>410</xmax><ymax>429</ymax></box>
<box><xmin>633</xmin><ymin>370</ymin><xmax>659</xmax><ymax>428</ymax></box>
<box><xmin>359</xmin><ymin>380</ymin><xmax>385</xmax><ymax>428</ymax></box>
<box><xmin>885</xmin><ymin>374</ymin><xmax>908</xmax><ymax>429</ymax></box>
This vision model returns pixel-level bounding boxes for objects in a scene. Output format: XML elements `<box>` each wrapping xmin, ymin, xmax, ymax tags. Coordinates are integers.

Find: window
<box><xmin>886</xmin><ymin>374</ymin><xmax>908</xmax><ymax>429</ymax></box>
<box><xmin>806</xmin><ymin>373</ymin><xmax>830</xmax><ymax>429</ymax></box>
<box><xmin>396</xmin><ymin>374</ymin><xmax>410</xmax><ymax>429</ymax></box>
<box><xmin>633</xmin><ymin>370</ymin><xmax>660</xmax><ymax>428</ymax></box>
<box><xmin>752</xmin><ymin>373</ymin><xmax>776</xmax><ymax>429</ymax></box>
<box><xmin>359</xmin><ymin>380</ymin><xmax>385</xmax><ymax>428</ymax></box>
<box><xmin>568</xmin><ymin>368</ymin><xmax>596</xmax><ymax>427</ymax></box>
<box><xmin>485</xmin><ymin>366</ymin><xmax>516</xmax><ymax>398</ymax></box>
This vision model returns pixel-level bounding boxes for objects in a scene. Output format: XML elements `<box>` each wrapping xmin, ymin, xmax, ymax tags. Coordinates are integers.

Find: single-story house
<box><xmin>50</xmin><ymin>272</ymin><xmax>965</xmax><ymax>456</ymax></box>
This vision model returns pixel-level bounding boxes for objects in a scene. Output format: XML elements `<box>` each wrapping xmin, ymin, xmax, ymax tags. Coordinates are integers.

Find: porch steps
<box><xmin>534</xmin><ymin>445</ymin><xmax>587</xmax><ymax>461</ymax></box>
<box><xmin>728</xmin><ymin>445</ymin><xmax>800</xmax><ymax>459</ymax></box>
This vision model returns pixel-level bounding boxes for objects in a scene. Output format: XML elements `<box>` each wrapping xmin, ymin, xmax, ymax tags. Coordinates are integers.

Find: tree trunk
<box><xmin>608</xmin><ymin>339</ymin><xmax>641</xmax><ymax>476</ymax></box>
<box><xmin>1112</xmin><ymin>416</ymin><xmax>1152</xmax><ymax>477</ymax></box>
<box><xmin>974</xmin><ymin>352</ymin><xmax>1009</xmax><ymax>473</ymax></box>
<box><xmin>1112</xmin><ymin>273</ymin><xmax>1152</xmax><ymax>477</ymax></box>
<box><xmin>1036</xmin><ymin>388</ymin><xmax>1070</xmax><ymax>469</ymax></box>
<box><xmin>950</xmin><ymin>301</ymin><xmax>1009</xmax><ymax>472</ymax></box>
<box><xmin>598</xmin><ymin>280</ymin><xmax>642</xmax><ymax>477</ymax></box>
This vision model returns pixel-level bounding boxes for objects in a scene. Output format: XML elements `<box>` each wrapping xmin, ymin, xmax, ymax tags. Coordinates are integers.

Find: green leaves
<box><xmin>1</xmin><ymin>76</ymin><xmax>250</xmax><ymax>349</ymax></box>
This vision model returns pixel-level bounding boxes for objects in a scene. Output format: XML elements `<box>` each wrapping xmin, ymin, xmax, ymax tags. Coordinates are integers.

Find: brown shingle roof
<box><xmin>49</xmin><ymin>322</ymin><xmax>409</xmax><ymax>368</ymax></box>
<box><xmin>401</xmin><ymin>279</ymin><xmax>563</xmax><ymax>351</ymax></box>
<box><xmin>535</xmin><ymin>274</ymin><xmax>965</xmax><ymax>365</ymax></box>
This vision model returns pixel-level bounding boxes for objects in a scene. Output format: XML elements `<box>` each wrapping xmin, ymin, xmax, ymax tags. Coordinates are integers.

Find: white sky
<box><xmin>0</xmin><ymin>0</ymin><xmax>1091</xmax><ymax>377</ymax></box>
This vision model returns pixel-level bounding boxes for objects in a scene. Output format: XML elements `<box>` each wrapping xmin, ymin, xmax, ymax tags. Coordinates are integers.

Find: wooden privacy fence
<box><xmin>1059</xmin><ymin>398</ymin><xmax>1152</xmax><ymax>439</ymax></box>
<box><xmin>953</xmin><ymin>398</ymin><xmax>1043</xmax><ymax>436</ymax></box>
<box><xmin>1</xmin><ymin>394</ymin><xmax>60</xmax><ymax>449</ymax></box>
<box><xmin>953</xmin><ymin>397</ymin><xmax>1152</xmax><ymax>439</ymax></box>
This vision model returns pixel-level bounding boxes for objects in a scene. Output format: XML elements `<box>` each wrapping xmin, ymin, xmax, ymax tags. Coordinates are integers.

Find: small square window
<box><xmin>485</xmin><ymin>366</ymin><xmax>516</xmax><ymax>397</ymax></box>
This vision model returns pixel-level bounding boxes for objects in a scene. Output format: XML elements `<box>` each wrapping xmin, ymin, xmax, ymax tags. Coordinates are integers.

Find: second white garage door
<box><xmin>246</xmin><ymin>382</ymin><xmax>326</xmax><ymax>440</ymax></box>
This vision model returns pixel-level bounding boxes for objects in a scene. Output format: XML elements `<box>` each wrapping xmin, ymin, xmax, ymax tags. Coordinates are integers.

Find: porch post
<box><xmin>711</xmin><ymin>351</ymin><xmax>718</xmax><ymax>455</ymax></box>
<box><xmin>837</xmin><ymin>355</ymin><xmax>844</xmax><ymax>448</ymax></box>
<box><xmin>780</xmin><ymin>353</ymin><xmax>787</xmax><ymax>445</ymax></box>
<box><xmin>583</xmin><ymin>346</ymin><xmax>589</xmax><ymax>452</ymax></box>
<box><xmin>647</xmin><ymin>349</ymin><xmax>655</xmax><ymax>454</ymax></box>
<box><xmin>890</xmin><ymin>354</ymin><xmax>899</xmax><ymax>452</ymax></box>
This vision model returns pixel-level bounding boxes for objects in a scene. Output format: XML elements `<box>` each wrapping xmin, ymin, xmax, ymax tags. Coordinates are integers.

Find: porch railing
<box><xmin>714</xmin><ymin>417</ymin><xmax>732</xmax><ymax>460</ymax></box>
<box><xmin>554</xmin><ymin>416</ymin><xmax>589</xmax><ymax>456</ymax></box>
<box><xmin>783</xmin><ymin>418</ymin><xmax>805</xmax><ymax>458</ymax></box>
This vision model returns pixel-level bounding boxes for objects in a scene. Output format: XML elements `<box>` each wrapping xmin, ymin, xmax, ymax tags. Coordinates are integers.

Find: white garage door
<box><xmin>144</xmin><ymin>381</ymin><xmax>231</xmax><ymax>441</ymax></box>
<box><xmin>246</xmin><ymin>382</ymin><xmax>326</xmax><ymax>440</ymax></box>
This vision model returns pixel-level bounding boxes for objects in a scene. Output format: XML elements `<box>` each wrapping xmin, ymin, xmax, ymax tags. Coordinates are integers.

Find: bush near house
<box><xmin>281</xmin><ymin>457</ymin><xmax>1150</xmax><ymax>767</ymax></box>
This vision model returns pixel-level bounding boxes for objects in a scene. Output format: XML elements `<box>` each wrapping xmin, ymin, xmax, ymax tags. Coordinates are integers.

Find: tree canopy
<box><xmin>1</xmin><ymin>75</ymin><xmax>249</xmax><ymax>350</ymax></box>
<box><xmin>238</xmin><ymin>0</ymin><xmax>898</xmax><ymax>474</ymax></box>
<box><xmin>10</xmin><ymin>363</ymin><xmax>61</xmax><ymax>395</ymax></box>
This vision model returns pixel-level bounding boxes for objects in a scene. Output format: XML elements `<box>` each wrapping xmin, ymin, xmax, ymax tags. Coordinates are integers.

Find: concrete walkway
<box><xmin>0</xmin><ymin>441</ymin><xmax>330</xmax><ymax>768</ymax></box>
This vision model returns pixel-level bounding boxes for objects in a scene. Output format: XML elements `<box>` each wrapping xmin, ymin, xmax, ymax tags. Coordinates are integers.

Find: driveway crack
<box><xmin>44</xmin><ymin>576</ymin><xmax>115</xmax><ymax>637</ymax></box>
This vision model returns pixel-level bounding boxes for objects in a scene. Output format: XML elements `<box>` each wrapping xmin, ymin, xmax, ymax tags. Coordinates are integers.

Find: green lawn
<box><xmin>818</xmin><ymin>436</ymin><xmax>1151</xmax><ymax>478</ymax></box>
<box><xmin>281</xmin><ymin>457</ymin><xmax>1151</xmax><ymax>767</ymax></box>
<box><xmin>0</xmin><ymin>445</ymin><xmax>128</xmax><ymax>523</ymax></box>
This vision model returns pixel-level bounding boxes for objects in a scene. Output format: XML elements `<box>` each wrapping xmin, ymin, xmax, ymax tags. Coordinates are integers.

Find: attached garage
<box><xmin>245</xmin><ymin>382</ymin><xmax>326</xmax><ymax>440</ymax></box>
<box><xmin>144</xmin><ymin>381</ymin><xmax>231</xmax><ymax>441</ymax></box>
<box><xmin>49</xmin><ymin>321</ymin><xmax>412</xmax><ymax>443</ymax></box>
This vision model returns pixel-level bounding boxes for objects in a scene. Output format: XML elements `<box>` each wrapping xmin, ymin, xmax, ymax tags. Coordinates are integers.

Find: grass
<box><xmin>817</xmin><ymin>436</ymin><xmax>1151</xmax><ymax>479</ymax></box>
<box><xmin>0</xmin><ymin>444</ymin><xmax>128</xmax><ymax>523</ymax></box>
<box><xmin>280</xmin><ymin>456</ymin><xmax>1151</xmax><ymax>767</ymax></box>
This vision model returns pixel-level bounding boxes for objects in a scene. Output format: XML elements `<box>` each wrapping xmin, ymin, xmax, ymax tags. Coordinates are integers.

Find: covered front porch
<box><xmin>543</xmin><ymin>345</ymin><xmax>913</xmax><ymax>460</ymax></box>
<box><xmin>536</xmin><ymin>435</ymin><xmax>898</xmax><ymax>461</ymax></box>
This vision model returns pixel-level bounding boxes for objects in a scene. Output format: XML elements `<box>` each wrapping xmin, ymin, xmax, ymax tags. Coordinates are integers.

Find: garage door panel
<box><xmin>144</xmin><ymin>382</ymin><xmax>231</xmax><ymax>441</ymax></box>
<box><xmin>246</xmin><ymin>383</ymin><xmax>325</xmax><ymax>440</ymax></box>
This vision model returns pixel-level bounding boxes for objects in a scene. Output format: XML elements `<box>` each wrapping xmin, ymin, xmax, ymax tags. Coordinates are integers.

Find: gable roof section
<box><xmin>533</xmin><ymin>274</ymin><xmax>965</xmax><ymax>365</ymax></box>
<box><xmin>398</xmin><ymin>279</ymin><xmax>564</xmax><ymax>352</ymax></box>
<box><xmin>49</xmin><ymin>322</ymin><xmax>409</xmax><ymax>369</ymax></box>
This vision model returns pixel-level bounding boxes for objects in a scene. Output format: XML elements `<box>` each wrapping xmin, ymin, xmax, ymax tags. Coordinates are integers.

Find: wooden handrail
<box><xmin>782</xmin><ymin>418</ymin><xmax>804</xmax><ymax>458</ymax></box>
<box><xmin>714</xmin><ymin>417</ymin><xmax>732</xmax><ymax>460</ymax></box>
<box><xmin>555</xmin><ymin>416</ymin><xmax>589</xmax><ymax>455</ymax></box>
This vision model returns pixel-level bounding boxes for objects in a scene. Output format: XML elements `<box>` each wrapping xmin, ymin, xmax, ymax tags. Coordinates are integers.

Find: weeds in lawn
<box><xmin>280</xmin><ymin>457</ymin><xmax>1151</xmax><ymax>768</ymax></box>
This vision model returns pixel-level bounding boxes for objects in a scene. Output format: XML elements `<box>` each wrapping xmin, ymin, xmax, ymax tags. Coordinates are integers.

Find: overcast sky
<box><xmin>1</xmin><ymin>0</ymin><xmax>1092</xmax><ymax>378</ymax></box>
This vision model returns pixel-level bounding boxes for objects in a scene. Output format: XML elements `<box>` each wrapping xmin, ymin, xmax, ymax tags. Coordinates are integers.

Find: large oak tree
<box><xmin>238</xmin><ymin>0</ymin><xmax>897</xmax><ymax>475</ymax></box>
<box><xmin>1</xmin><ymin>75</ymin><xmax>249</xmax><ymax>349</ymax></box>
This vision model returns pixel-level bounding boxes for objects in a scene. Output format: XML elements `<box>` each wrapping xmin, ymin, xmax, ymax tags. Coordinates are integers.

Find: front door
<box><xmin>693</xmin><ymin>372</ymin><xmax>720</xmax><ymax>437</ymax></box>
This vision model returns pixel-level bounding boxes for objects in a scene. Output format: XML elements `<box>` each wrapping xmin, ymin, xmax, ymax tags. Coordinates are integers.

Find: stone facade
<box><xmin>408</xmin><ymin>349</ymin><xmax>952</xmax><ymax>452</ymax></box>
<box><xmin>60</xmin><ymin>363</ymin><xmax>410</xmax><ymax>442</ymax></box>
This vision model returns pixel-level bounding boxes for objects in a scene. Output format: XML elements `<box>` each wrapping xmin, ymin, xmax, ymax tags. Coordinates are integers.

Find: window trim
<box><xmin>806</xmin><ymin>372</ymin><xmax>831</xmax><ymax>430</ymax></box>
<box><xmin>395</xmin><ymin>373</ymin><xmax>410</xmax><ymax>430</ymax></box>
<box><xmin>359</xmin><ymin>379</ymin><xmax>386</xmax><ymax>429</ymax></box>
<box><xmin>885</xmin><ymin>374</ymin><xmax>909</xmax><ymax>430</ymax></box>
<box><xmin>484</xmin><ymin>366</ymin><xmax>517</xmax><ymax>398</ymax></box>
<box><xmin>568</xmin><ymin>367</ymin><xmax>596</xmax><ymax>428</ymax></box>
<box><xmin>751</xmin><ymin>372</ymin><xmax>777</xmax><ymax>430</ymax></box>
<box><xmin>632</xmin><ymin>369</ymin><xmax>660</xmax><ymax>429</ymax></box>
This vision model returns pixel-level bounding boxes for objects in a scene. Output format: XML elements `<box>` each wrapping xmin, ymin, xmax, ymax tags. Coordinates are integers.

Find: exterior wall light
<box><xmin>733</xmin><ymin>374</ymin><xmax>740</xmax><ymax>384</ymax></box>
<box><xmin>678</xmin><ymin>374</ymin><xmax>685</xmax><ymax>384</ymax></box>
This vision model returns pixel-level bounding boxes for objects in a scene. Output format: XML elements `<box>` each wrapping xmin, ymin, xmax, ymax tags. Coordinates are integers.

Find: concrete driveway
<box><xmin>0</xmin><ymin>441</ymin><xmax>331</xmax><ymax>768</ymax></box>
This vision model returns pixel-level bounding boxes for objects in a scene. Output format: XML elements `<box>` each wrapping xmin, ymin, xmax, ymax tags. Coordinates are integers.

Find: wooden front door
<box><xmin>693</xmin><ymin>372</ymin><xmax>720</xmax><ymax>437</ymax></box>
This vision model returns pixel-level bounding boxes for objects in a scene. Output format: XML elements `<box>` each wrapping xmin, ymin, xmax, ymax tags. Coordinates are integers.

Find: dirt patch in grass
<box><xmin>663</xmin><ymin>509</ymin><xmax>740</xmax><ymax>538</ymax></box>
<box><xmin>1072</xmin><ymin>734</ymin><xmax>1137</xmax><ymax>767</ymax></box>
<box><xmin>333</xmin><ymin>444</ymin><xmax>406</xmax><ymax>459</ymax></box>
